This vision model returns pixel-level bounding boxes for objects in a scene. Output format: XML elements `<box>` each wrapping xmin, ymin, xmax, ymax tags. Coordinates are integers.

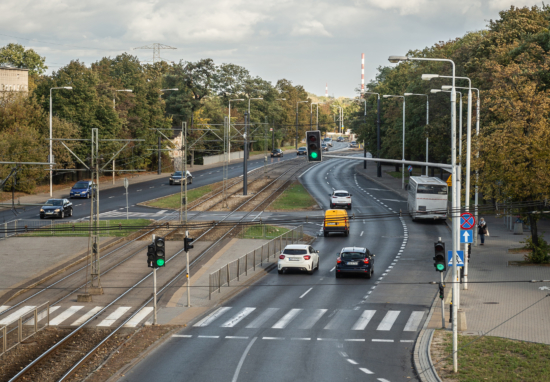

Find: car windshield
<box><xmin>46</xmin><ymin>199</ymin><xmax>63</xmax><ymax>206</ymax></box>
<box><xmin>341</xmin><ymin>252</ymin><xmax>365</xmax><ymax>260</ymax></box>
<box><xmin>334</xmin><ymin>192</ymin><xmax>349</xmax><ymax>197</ymax></box>
<box><xmin>73</xmin><ymin>182</ymin><xmax>89</xmax><ymax>188</ymax></box>
<box><xmin>417</xmin><ymin>184</ymin><xmax>447</xmax><ymax>195</ymax></box>
<box><xmin>283</xmin><ymin>249</ymin><xmax>307</xmax><ymax>255</ymax></box>
<box><xmin>323</xmin><ymin>138</ymin><xmax>330</xmax><ymax>141</ymax></box>
<box><xmin>173</xmin><ymin>172</ymin><xmax>182</xmax><ymax>176</ymax></box>
<box><xmin>298</xmin><ymin>147</ymin><xmax>306</xmax><ymax>151</ymax></box>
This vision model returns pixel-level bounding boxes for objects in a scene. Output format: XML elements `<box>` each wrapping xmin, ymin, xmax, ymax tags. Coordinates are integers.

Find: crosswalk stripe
<box><xmin>324</xmin><ymin>310</ymin><xmax>347</xmax><ymax>330</ymax></box>
<box><xmin>0</xmin><ymin>306</ymin><xmax>36</xmax><ymax>325</ymax></box>
<box><xmin>246</xmin><ymin>308</ymin><xmax>279</xmax><ymax>329</ymax></box>
<box><xmin>70</xmin><ymin>306</ymin><xmax>103</xmax><ymax>326</ymax></box>
<box><xmin>299</xmin><ymin>309</ymin><xmax>327</xmax><ymax>329</ymax></box>
<box><xmin>50</xmin><ymin>306</ymin><xmax>84</xmax><ymax>326</ymax></box>
<box><xmin>98</xmin><ymin>307</ymin><xmax>131</xmax><ymax>327</ymax></box>
<box><xmin>0</xmin><ymin>306</ymin><xmax>10</xmax><ymax>315</ymax></box>
<box><xmin>272</xmin><ymin>309</ymin><xmax>302</xmax><ymax>329</ymax></box>
<box><xmin>194</xmin><ymin>307</ymin><xmax>232</xmax><ymax>327</ymax></box>
<box><xmin>221</xmin><ymin>307</ymin><xmax>256</xmax><ymax>328</ymax></box>
<box><xmin>377</xmin><ymin>311</ymin><xmax>400</xmax><ymax>331</ymax></box>
<box><xmin>25</xmin><ymin>306</ymin><xmax>60</xmax><ymax>325</ymax></box>
<box><xmin>403</xmin><ymin>311</ymin><xmax>424</xmax><ymax>332</ymax></box>
<box><xmin>124</xmin><ymin>307</ymin><xmax>154</xmax><ymax>327</ymax></box>
<box><xmin>351</xmin><ymin>310</ymin><xmax>376</xmax><ymax>330</ymax></box>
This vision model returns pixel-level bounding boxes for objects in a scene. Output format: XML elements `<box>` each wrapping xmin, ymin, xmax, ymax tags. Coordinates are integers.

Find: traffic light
<box><xmin>433</xmin><ymin>241</ymin><xmax>446</xmax><ymax>272</ymax></box>
<box><xmin>154</xmin><ymin>237</ymin><xmax>165</xmax><ymax>267</ymax></box>
<box><xmin>306</xmin><ymin>131</ymin><xmax>322</xmax><ymax>162</ymax></box>
<box><xmin>467</xmin><ymin>244</ymin><xmax>471</xmax><ymax>259</ymax></box>
<box><xmin>438</xmin><ymin>283</ymin><xmax>444</xmax><ymax>299</ymax></box>
<box><xmin>184</xmin><ymin>237</ymin><xmax>194</xmax><ymax>252</ymax></box>
<box><xmin>147</xmin><ymin>244</ymin><xmax>155</xmax><ymax>268</ymax></box>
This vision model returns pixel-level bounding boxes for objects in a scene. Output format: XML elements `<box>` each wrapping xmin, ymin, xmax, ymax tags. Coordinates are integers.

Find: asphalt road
<box><xmin>120</xmin><ymin>156</ymin><xmax>451</xmax><ymax>382</ymax></box>
<box><xmin>0</xmin><ymin>142</ymin><xmax>347</xmax><ymax>223</ymax></box>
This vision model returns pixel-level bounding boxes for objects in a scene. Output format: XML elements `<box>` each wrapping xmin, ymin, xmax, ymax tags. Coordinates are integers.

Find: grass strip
<box><xmin>269</xmin><ymin>182</ymin><xmax>317</xmax><ymax>210</ymax></box>
<box><xmin>239</xmin><ymin>224</ymin><xmax>290</xmax><ymax>239</ymax></box>
<box><xmin>144</xmin><ymin>184</ymin><xmax>213</xmax><ymax>209</ymax></box>
<box><xmin>22</xmin><ymin>219</ymin><xmax>152</xmax><ymax>237</ymax></box>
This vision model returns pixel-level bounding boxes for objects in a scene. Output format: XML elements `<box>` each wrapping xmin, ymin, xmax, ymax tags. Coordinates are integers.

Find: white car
<box><xmin>323</xmin><ymin>137</ymin><xmax>333</xmax><ymax>147</ymax></box>
<box><xmin>329</xmin><ymin>190</ymin><xmax>352</xmax><ymax>209</ymax></box>
<box><xmin>278</xmin><ymin>244</ymin><xmax>320</xmax><ymax>275</ymax></box>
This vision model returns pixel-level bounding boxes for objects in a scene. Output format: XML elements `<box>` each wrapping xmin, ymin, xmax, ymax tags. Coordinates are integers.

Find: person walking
<box><xmin>478</xmin><ymin>218</ymin><xmax>488</xmax><ymax>245</ymax></box>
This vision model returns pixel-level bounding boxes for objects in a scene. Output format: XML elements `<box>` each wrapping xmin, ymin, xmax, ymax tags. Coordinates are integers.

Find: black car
<box><xmin>335</xmin><ymin>247</ymin><xmax>375</xmax><ymax>278</ymax></box>
<box><xmin>40</xmin><ymin>199</ymin><xmax>73</xmax><ymax>219</ymax></box>
<box><xmin>169</xmin><ymin>171</ymin><xmax>193</xmax><ymax>185</ymax></box>
<box><xmin>297</xmin><ymin>147</ymin><xmax>307</xmax><ymax>155</ymax></box>
<box><xmin>271</xmin><ymin>149</ymin><xmax>283</xmax><ymax>157</ymax></box>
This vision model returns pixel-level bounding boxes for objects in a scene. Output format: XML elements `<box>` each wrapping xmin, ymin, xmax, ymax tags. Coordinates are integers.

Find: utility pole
<box><xmin>89</xmin><ymin>128</ymin><xmax>102</xmax><ymax>295</ymax></box>
<box><xmin>243</xmin><ymin>112</ymin><xmax>249</xmax><ymax>195</ymax></box>
<box><xmin>152</xmin><ymin>235</ymin><xmax>157</xmax><ymax>325</ymax></box>
<box><xmin>377</xmin><ymin>95</ymin><xmax>381</xmax><ymax>177</ymax></box>
<box><xmin>157</xmin><ymin>136</ymin><xmax>162</xmax><ymax>175</ymax></box>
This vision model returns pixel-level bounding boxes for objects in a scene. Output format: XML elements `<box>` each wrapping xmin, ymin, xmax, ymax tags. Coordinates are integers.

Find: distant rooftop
<box><xmin>0</xmin><ymin>63</ymin><xmax>29</xmax><ymax>71</ymax></box>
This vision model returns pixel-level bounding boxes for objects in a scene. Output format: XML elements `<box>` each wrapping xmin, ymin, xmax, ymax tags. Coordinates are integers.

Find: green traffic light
<box><xmin>310</xmin><ymin>152</ymin><xmax>318</xmax><ymax>159</ymax></box>
<box><xmin>156</xmin><ymin>258</ymin><xmax>165</xmax><ymax>267</ymax></box>
<box><xmin>436</xmin><ymin>263</ymin><xmax>445</xmax><ymax>271</ymax></box>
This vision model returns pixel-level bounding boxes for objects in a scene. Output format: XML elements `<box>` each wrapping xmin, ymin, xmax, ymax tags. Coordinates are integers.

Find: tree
<box><xmin>0</xmin><ymin>43</ymin><xmax>47</xmax><ymax>75</ymax></box>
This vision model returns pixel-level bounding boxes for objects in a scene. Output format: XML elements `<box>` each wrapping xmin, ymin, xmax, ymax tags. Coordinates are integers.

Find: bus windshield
<box><xmin>417</xmin><ymin>184</ymin><xmax>447</xmax><ymax>195</ymax></box>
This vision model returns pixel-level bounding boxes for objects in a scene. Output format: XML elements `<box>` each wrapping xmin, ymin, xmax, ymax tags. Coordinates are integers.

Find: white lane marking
<box><xmin>263</xmin><ymin>337</ymin><xmax>284</xmax><ymax>340</ymax></box>
<box><xmin>377</xmin><ymin>311</ymin><xmax>400</xmax><ymax>331</ymax></box>
<box><xmin>221</xmin><ymin>307</ymin><xmax>256</xmax><ymax>328</ymax></box>
<box><xmin>124</xmin><ymin>307</ymin><xmax>154</xmax><ymax>327</ymax></box>
<box><xmin>70</xmin><ymin>306</ymin><xmax>102</xmax><ymax>326</ymax></box>
<box><xmin>360</xmin><ymin>367</ymin><xmax>374</xmax><ymax>374</ymax></box>
<box><xmin>226</xmin><ymin>336</ymin><xmax>249</xmax><ymax>339</ymax></box>
<box><xmin>330</xmin><ymin>266</ymin><xmax>335</xmax><ymax>272</ymax></box>
<box><xmin>108</xmin><ymin>196</ymin><xmax>114</xmax><ymax>199</ymax></box>
<box><xmin>400</xmin><ymin>340</ymin><xmax>414</xmax><ymax>343</ymax></box>
<box><xmin>26</xmin><ymin>306</ymin><xmax>60</xmax><ymax>325</ymax></box>
<box><xmin>246</xmin><ymin>308</ymin><xmax>278</xmax><ymax>328</ymax></box>
<box><xmin>194</xmin><ymin>307</ymin><xmax>232</xmax><ymax>327</ymax></box>
<box><xmin>344</xmin><ymin>339</ymin><xmax>365</xmax><ymax>342</ymax></box>
<box><xmin>137</xmin><ymin>189</ymin><xmax>142</xmax><ymax>192</ymax></box>
<box><xmin>172</xmin><ymin>334</ymin><xmax>192</xmax><ymax>338</ymax></box>
<box><xmin>291</xmin><ymin>337</ymin><xmax>311</xmax><ymax>341</ymax></box>
<box><xmin>360</xmin><ymin>231</ymin><xmax>364</xmax><ymax>236</ymax></box>
<box><xmin>299</xmin><ymin>288</ymin><xmax>313</xmax><ymax>299</ymax></box>
<box><xmin>199</xmin><ymin>335</ymin><xmax>219</xmax><ymax>338</ymax></box>
<box><xmin>377</xmin><ymin>379</ymin><xmax>391</xmax><ymax>382</ymax></box>
<box><xmin>372</xmin><ymin>339</ymin><xmax>394</xmax><ymax>342</ymax></box>
<box><xmin>299</xmin><ymin>309</ymin><xmax>327</xmax><ymax>329</ymax></box>
<box><xmin>347</xmin><ymin>359</ymin><xmax>358</xmax><ymax>365</ymax></box>
<box><xmin>50</xmin><ymin>306</ymin><xmax>84</xmax><ymax>326</ymax></box>
<box><xmin>403</xmin><ymin>311</ymin><xmax>425</xmax><ymax>332</ymax></box>
<box><xmin>317</xmin><ymin>338</ymin><xmax>337</xmax><ymax>341</ymax></box>
<box><xmin>0</xmin><ymin>306</ymin><xmax>36</xmax><ymax>325</ymax></box>
<box><xmin>352</xmin><ymin>310</ymin><xmax>376</xmax><ymax>330</ymax></box>
<box><xmin>272</xmin><ymin>309</ymin><xmax>302</xmax><ymax>329</ymax></box>
<box><xmin>98</xmin><ymin>306</ymin><xmax>131</xmax><ymax>327</ymax></box>
<box><xmin>150</xmin><ymin>186</ymin><xmax>154</xmax><ymax>188</ymax></box>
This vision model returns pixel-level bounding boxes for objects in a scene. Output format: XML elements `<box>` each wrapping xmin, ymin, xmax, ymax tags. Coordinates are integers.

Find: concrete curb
<box><xmin>413</xmin><ymin>329</ymin><xmax>443</xmax><ymax>382</ymax></box>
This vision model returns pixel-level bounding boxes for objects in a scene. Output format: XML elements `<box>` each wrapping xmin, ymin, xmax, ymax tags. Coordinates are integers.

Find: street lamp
<box><xmin>156</xmin><ymin>88</ymin><xmax>179</xmax><ymax>175</ymax></box>
<box><xmin>404</xmin><ymin>93</ymin><xmax>429</xmax><ymax>175</ymax></box>
<box><xmin>390</xmin><ymin>54</ymin><xmax>459</xmax><ymax>373</ymax></box>
<box><xmin>357</xmin><ymin>97</ymin><xmax>367</xmax><ymax>169</ymax></box>
<box><xmin>383</xmin><ymin>94</ymin><xmax>406</xmax><ymax>189</ymax></box>
<box><xmin>228</xmin><ymin>99</ymin><xmax>245</xmax><ymax>163</ymax></box>
<box><xmin>311</xmin><ymin>103</ymin><xmax>325</xmax><ymax>130</ymax></box>
<box><xmin>364</xmin><ymin>92</ymin><xmax>381</xmax><ymax>177</ymax></box>
<box><xmin>49</xmin><ymin>86</ymin><xmax>73</xmax><ymax>197</ymax></box>
<box><xmin>113</xmin><ymin>89</ymin><xmax>132</xmax><ymax>109</ymax></box>
<box><xmin>296</xmin><ymin>100</ymin><xmax>309</xmax><ymax>149</ymax></box>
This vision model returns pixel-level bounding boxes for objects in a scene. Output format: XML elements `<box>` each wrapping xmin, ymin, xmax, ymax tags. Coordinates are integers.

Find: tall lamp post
<box><xmin>389</xmin><ymin>54</ymin><xmax>458</xmax><ymax>373</ymax></box>
<box><xmin>358</xmin><ymin>97</ymin><xmax>367</xmax><ymax>169</ymax></box>
<box><xmin>364</xmin><ymin>92</ymin><xmax>381</xmax><ymax>177</ymax></box>
<box><xmin>113</xmin><ymin>89</ymin><xmax>132</xmax><ymax>109</ymax></box>
<box><xmin>243</xmin><ymin>98</ymin><xmax>263</xmax><ymax>195</ymax></box>
<box><xmin>157</xmin><ymin>88</ymin><xmax>178</xmax><ymax>175</ymax></box>
<box><xmin>49</xmin><ymin>86</ymin><xmax>73</xmax><ymax>197</ymax></box>
<box><xmin>296</xmin><ymin>100</ymin><xmax>309</xmax><ymax>149</ymax></box>
<box><xmin>382</xmin><ymin>94</ymin><xmax>406</xmax><ymax>189</ymax></box>
<box><xmin>228</xmin><ymin>98</ymin><xmax>245</xmax><ymax>163</ymax></box>
<box><xmin>404</xmin><ymin>93</ymin><xmax>429</xmax><ymax>175</ymax></box>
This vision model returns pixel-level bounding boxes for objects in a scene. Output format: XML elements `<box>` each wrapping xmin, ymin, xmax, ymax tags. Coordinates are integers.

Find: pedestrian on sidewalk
<box><xmin>478</xmin><ymin>218</ymin><xmax>488</xmax><ymax>245</ymax></box>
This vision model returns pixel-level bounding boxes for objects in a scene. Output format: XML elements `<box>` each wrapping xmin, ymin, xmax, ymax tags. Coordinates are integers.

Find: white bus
<box><xmin>407</xmin><ymin>176</ymin><xmax>448</xmax><ymax>221</ymax></box>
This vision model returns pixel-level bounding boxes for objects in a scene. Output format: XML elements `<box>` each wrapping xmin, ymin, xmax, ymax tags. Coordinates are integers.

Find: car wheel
<box><xmin>87</xmin><ymin>193</ymin><xmax>90</xmax><ymax>199</ymax></box>
<box><xmin>349</xmin><ymin>205</ymin><xmax>352</xmax><ymax>210</ymax></box>
<box><xmin>69</xmin><ymin>208</ymin><xmax>73</xmax><ymax>217</ymax></box>
<box><xmin>40</xmin><ymin>215</ymin><xmax>44</xmax><ymax>219</ymax></box>
<box><xmin>170</xmin><ymin>181</ymin><xmax>173</xmax><ymax>185</ymax></box>
<box><xmin>316</xmin><ymin>259</ymin><xmax>320</xmax><ymax>270</ymax></box>
<box><xmin>344</xmin><ymin>230</ymin><xmax>349</xmax><ymax>237</ymax></box>
<box><xmin>366</xmin><ymin>268</ymin><xmax>372</xmax><ymax>279</ymax></box>
<box><xmin>278</xmin><ymin>269</ymin><xmax>283</xmax><ymax>274</ymax></box>
<box><xmin>190</xmin><ymin>178</ymin><xmax>193</xmax><ymax>184</ymax></box>
<box><xmin>335</xmin><ymin>272</ymin><xmax>341</xmax><ymax>278</ymax></box>
<box><xmin>323</xmin><ymin>231</ymin><xmax>328</xmax><ymax>237</ymax></box>
<box><xmin>330</xmin><ymin>203</ymin><xmax>334</xmax><ymax>208</ymax></box>
<box><xmin>307</xmin><ymin>268</ymin><xmax>314</xmax><ymax>275</ymax></box>
<box><xmin>60</xmin><ymin>211</ymin><xmax>64</xmax><ymax>219</ymax></box>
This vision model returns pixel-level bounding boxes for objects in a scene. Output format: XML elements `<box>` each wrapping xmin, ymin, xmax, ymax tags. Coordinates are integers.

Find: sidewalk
<box><xmin>426</xmin><ymin>215</ymin><xmax>550</xmax><ymax>344</ymax></box>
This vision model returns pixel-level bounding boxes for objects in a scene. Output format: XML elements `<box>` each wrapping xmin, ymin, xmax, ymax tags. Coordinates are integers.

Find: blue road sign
<box><xmin>460</xmin><ymin>230</ymin><xmax>473</xmax><ymax>243</ymax></box>
<box><xmin>408</xmin><ymin>165</ymin><xmax>413</xmax><ymax>172</ymax></box>
<box><xmin>447</xmin><ymin>250</ymin><xmax>464</xmax><ymax>267</ymax></box>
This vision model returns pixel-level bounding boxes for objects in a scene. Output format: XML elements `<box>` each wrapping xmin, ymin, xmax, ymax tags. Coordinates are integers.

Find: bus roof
<box><xmin>409</xmin><ymin>176</ymin><xmax>447</xmax><ymax>186</ymax></box>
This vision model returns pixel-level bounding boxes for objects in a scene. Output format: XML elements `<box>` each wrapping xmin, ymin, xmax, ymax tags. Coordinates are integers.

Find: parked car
<box><xmin>169</xmin><ymin>171</ymin><xmax>193</xmax><ymax>185</ymax></box>
<box><xmin>323</xmin><ymin>209</ymin><xmax>350</xmax><ymax>237</ymax></box>
<box><xmin>271</xmin><ymin>149</ymin><xmax>284</xmax><ymax>157</ymax></box>
<box><xmin>70</xmin><ymin>180</ymin><xmax>94</xmax><ymax>199</ymax></box>
<box><xmin>335</xmin><ymin>247</ymin><xmax>375</xmax><ymax>279</ymax></box>
<box><xmin>350</xmin><ymin>141</ymin><xmax>358</xmax><ymax>148</ymax></box>
<box><xmin>323</xmin><ymin>137</ymin><xmax>333</xmax><ymax>147</ymax></box>
<box><xmin>40</xmin><ymin>199</ymin><xmax>73</xmax><ymax>219</ymax></box>
<box><xmin>321</xmin><ymin>143</ymin><xmax>329</xmax><ymax>151</ymax></box>
<box><xmin>278</xmin><ymin>244</ymin><xmax>320</xmax><ymax>275</ymax></box>
<box><xmin>297</xmin><ymin>147</ymin><xmax>307</xmax><ymax>156</ymax></box>
<box><xmin>329</xmin><ymin>190</ymin><xmax>352</xmax><ymax>209</ymax></box>
<box><xmin>337</xmin><ymin>136</ymin><xmax>344</xmax><ymax>142</ymax></box>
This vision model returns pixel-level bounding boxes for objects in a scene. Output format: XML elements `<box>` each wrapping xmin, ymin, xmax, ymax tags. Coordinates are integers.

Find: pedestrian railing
<box><xmin>1</xmin><ymin>219</ymin><xmax>125</xmax><ymax>239</ymax></box>
<box><xmin>0</xmin><ymin>302</ymin><xmax>51</xmax><ymax>356</ymax></box>
<box><xmin>208</xmin><ymin>225</ymin><xmax>304</xmax><ymax>299</ymax></box>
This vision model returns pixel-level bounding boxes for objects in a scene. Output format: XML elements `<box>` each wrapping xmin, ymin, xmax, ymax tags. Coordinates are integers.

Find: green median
<box><xmin>22</xmin><ymin>219</ymin><xmax>152</xmax><ymax>237</ymax></box>
<box><xmin>268</xmin><ymin>182</ymin><xmax>318</xmax><ymax>210</ymax></box>
<box><xmin>144</xmin><ymin>184</ymin><xmax>213</xmax><ymax>209</ymax></box>
<box><xmin>239</xmin><ymin>224</ymin><xmax>290</xmax><ymax>239</ymax></box>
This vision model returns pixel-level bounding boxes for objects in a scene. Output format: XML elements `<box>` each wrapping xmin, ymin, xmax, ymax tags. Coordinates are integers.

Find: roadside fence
<box><xmin>0</xmin><ymin>302</ymin><xmax>51</xmax><ymax>356</ymax></box>
<box><xmin>1</xmin><ymin>219</ymin><xmax>127</xmax><ymax>240</ymax></box>
<box><xmin>209</xmin><ymin>225</ymin><xmax>304</xmax><ymax>299</ymax></box>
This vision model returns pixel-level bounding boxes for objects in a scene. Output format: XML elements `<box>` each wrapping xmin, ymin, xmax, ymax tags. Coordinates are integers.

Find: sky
<box><xmin>0</xmin><ymin>0</ymin><xmax>542</xmax><ymax>98</ymax></box>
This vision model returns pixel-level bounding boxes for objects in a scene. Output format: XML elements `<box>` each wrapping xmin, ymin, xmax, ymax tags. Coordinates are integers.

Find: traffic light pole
<box><xmin>441</xmin><ymin>272</ymin><xmax>445</xmax><ymax>329</ymax></box>
<box><xmin>186</xmin><ymin>230</ymin><xmax>191</xmax><ymax>307</ymax></box>
<box><xmin>152</xmin><ymin>234</ymin><xmax>157</xmax><ymax>325</ymax></box>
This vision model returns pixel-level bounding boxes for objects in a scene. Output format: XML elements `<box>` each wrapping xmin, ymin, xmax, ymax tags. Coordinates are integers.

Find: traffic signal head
<box><xmin>147</xmin><ymin>244</ymin><xmax>156</xmax><ymax>268</ymax></box>
<box><xmin>184</xmin><ymin>237</ymin><xmax>194</xmax><ymax>252</ymax></box>
<box><xmin>433</xmin><ymin>241</ymin><xmax>446</xmax><ymax>272</ymax></box>
<box><xmin>438</xmin><ymin>283</ymin><xmax>444</xmax><ymax>299</ymax></box>
<box><xmin>306</xmin><ymin>131</ymin><xmax>322</xmax><ymax>162</ymax></box>
<box><xmin>154</xmin><ymin>237</ymin><xmax>165</xmax><ymax>268</ymax></box>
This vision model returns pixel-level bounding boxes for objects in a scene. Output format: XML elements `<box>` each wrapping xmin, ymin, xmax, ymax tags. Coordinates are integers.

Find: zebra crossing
<box><xmin>191</xmin><ymin>306</ymin><xmax>425</xmax><ymax>333</ymax></box>
<box><xmin>0</xmin><ymin>305</ymin><xmax>152</xmax><ymax>328</ymax></box>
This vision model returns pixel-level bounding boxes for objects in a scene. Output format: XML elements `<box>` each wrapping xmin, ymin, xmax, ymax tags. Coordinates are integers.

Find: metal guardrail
<box><xmin>1</xmin><ymin>219</ymin><xmax>128</xmax><ymax>240</ymax></box>
<box><xmin>208</xmin><ymin>226</ymin><xmax>304</xmax><ymax>299</ymax></box>
<box><xmin>0</xmin><ymin>302</ymin><xmax>50</xmax><ymax>356</ymax></box>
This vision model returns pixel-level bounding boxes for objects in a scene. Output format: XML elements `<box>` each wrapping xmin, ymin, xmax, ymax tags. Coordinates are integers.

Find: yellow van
<box><xmin>323</xmin><ymin>209</ymin><xmax>350</xmax><ymax>237</ymax></box>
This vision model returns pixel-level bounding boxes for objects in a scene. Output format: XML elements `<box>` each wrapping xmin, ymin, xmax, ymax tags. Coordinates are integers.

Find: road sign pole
<box><xmin>152</xmin><ymin>234</ymin><xmax>157</xmax><ymax>325</ymax></box>
<box><xmin>124</xmin><ymin>178</ymin><xmax>129</xmax><ymax>220</ymax></box>
<box><xmin>441</xmin><ymin>272</ymin><xmax>445</xmax><ymax>329</ymax></box>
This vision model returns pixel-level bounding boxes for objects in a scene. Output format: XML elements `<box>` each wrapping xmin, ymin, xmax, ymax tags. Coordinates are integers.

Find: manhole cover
<box><xmin>483</xmin><ymin>302</ymin><xmax>499</xmax><ymax>304</ymax></box>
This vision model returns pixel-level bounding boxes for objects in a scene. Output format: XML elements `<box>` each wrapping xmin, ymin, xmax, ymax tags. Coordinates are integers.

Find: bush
<box><xmin>523</xmin><ymin>235</ymin><xmax>550</xmax><ymax>264</ymax></box>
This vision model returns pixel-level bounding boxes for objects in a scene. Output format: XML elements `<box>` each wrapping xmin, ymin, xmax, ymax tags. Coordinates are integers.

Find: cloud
<box><xmin>291</xmin><ymin>20</ymin><xmax>332</xmax><ymax>37</ymax></box>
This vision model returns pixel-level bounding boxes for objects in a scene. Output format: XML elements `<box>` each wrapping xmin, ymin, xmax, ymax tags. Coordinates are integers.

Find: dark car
<box><xmin>169</xmin><ymin>171</ymin><xmax>193</xmax><ymax>185</ymax></box>
<box><xmin>271</xmin><ymin>149</ymin><xmax>283</xmax><ymax>157</ymax></box>
<box><xmin>335</xmin><ymin>247</ymin><xmax>375</xmax><ymax>279</ymax></box>
<box><xmin>70</xmin><ymin>180</ymin><xmax>94</xmax><ymax>199</ymax></box>
<box><xmin>40</xmin><ymin>199</ymin><xmax>73</xmax><ymax>219</ymax></box>
<box><xmin>297</xmin><ymin>147</ymin><xmax>307</xmax><ymax>155</ymax></box>
<box><xmin>321</xmin><ymin>143</ymin><xmax>329</xmax><ymax>151</ymax></box>
<box><xmin>350</xmin><ymin>141</ymin><xmax>358</xmax><ymax>148</ymax></box>
<box><xmin>337</xmin><ymin>136</ymin><xmax>344</xmax><ymax>142</ymax></box>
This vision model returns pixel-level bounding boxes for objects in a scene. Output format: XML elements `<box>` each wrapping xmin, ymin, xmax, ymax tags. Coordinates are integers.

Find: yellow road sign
<box><xmin>446</xmin><ymin>174</ymin><xmax>452</xmax><ymax>187</ymax></box>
